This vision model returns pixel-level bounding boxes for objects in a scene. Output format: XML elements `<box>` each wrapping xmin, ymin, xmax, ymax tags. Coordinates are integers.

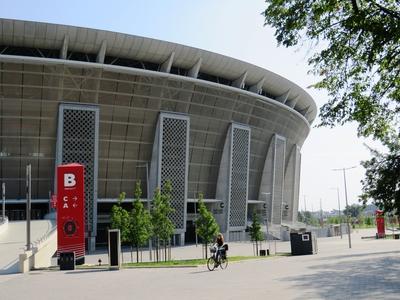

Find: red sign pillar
<box><xmin>57</xmin><ymin>163</ymin><xmax>85</xmax><ymax>264</ymax></box>
<box><xmin>375</xmin><ymin>210</ymin><xmax>385</xmax><ymax>239</ymax></box>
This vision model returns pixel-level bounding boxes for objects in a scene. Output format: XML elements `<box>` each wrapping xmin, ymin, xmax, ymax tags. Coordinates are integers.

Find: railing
<box><xmin>31</xmin><ymin>221</ymin><xmax>57</xmax><ymax>249</ymax></box>
<box><xmin>0</xmin><ymin>216</ymin><xmax>9</xmax><ymax>235</ymax></box>
<box><xmin>0</xmin><ymin>216</ymin><xmax>8</xmax><ymax>225</ymax></box>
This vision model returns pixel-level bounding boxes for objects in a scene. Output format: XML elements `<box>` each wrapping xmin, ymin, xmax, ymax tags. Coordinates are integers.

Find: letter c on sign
<box><xmin>64</xmin><ymin>173</ymin><xmax>76</xmax><ymax>187</ymax></box>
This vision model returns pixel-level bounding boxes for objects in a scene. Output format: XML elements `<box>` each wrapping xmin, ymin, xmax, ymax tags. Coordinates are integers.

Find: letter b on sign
<box><xmin>64</xmin><ymin>173</ymin><xmax>76</xmax><ymax>187</ymax></box>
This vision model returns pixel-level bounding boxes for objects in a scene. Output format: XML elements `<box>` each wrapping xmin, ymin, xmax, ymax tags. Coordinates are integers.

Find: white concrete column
<box><xmin>276</xmin><ymin>90</ymin><xmax>290</xmax><ymax>104</ymax></box>
<box><xmin>60</xmin><ymin>35</ymin><xmax>69</xmax><ymax>59</ymax></box>
<box><xmin>160</xmin><ymin>52</ymin><xmax>175</xmax><ymax>73</ymax></box>
<box><xmin>96</xmin><ymin>40</ymin><xmax>107</xmax><ymax>64</ymax></box>
<box><xmin>286</xmin><ymin>95</ymin><xmax>300</xmax><ymax>109</ymax></box>
<box><xmin>188</xmin><ymin>58</ymin><xmax>202</xmax><ymax>78</ymax></box>
<box><xmin>232</xmin><ymin>71</ymin><xmax>247</xmax><ymax>89</ymax></box>
<box><xmin>249</xmin><ymin>77</ymin><xmax>265</xmax><ymax>94</ymax></box>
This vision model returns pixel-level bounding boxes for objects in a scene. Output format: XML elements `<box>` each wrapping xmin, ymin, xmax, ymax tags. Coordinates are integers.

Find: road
<box><xmin>1</xmin><ymin>228</ymin><xmax>399</xmax><ymax>299</ymax></box>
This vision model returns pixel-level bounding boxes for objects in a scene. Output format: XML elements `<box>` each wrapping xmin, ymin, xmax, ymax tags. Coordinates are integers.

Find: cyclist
<box><xmin>214</xmin><ymin>233</ymin><xmax>225</xmax><ymax>263</ymax></box>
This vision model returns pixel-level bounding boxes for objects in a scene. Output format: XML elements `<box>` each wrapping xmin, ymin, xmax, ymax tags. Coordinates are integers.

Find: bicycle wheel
<box><xmin>219</xmin><ymin>257</ymin><xmax>228</xmax><ymax>269</ymax></box>
<box><xmin>207</xmin><ymin>257</ymin><xmax>216</xmax><ymax>271</ymax></box>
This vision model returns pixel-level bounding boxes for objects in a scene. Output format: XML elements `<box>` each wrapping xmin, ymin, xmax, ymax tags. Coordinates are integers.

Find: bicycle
<box><xmin>207</xmin><ymin>244</ymin><xmax>228</xmax><ymax>271</ymax></box>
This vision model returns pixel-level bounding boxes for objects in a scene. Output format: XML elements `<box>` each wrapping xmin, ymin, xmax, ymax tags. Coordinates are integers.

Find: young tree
<box><xmin>129</xmin><ymin>181</ymin><xmax>152</xmax><ymax>263</ymax></box>
<box><xmin>195</xmin><ymin>193</ymin><xmax>219</xmax><ymax>259</ymax></box>
<box><xmin>110</xmin><ymin>192</ymin><xmax>130</xmax><ymax>263</ymax></box>
<box><xmin>297</xmin><ymin>211</ymin><xmax>305</xmax><ymax>223</ymax></box>
<box><xmin>151</xmin><ymin>181</ymin><xmax>175</xmax><ymax>262</ymax></box>
<box><xmin>361</xmin><ymin>139</ymin><xmax>400</xmax><ymax>218</ymax></box>
<box><xmin>249</xmin><ymin>212</ymin><xmax>263</xmax><ymax>256</ymax></box>
<box><xmin>343</xmin><ymin>204</ymin><xmax>364</xmax><ymax>219</ymax></box>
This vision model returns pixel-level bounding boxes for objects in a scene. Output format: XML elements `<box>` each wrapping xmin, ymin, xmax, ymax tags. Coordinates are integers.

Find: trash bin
<box><xmin>59</xmin><ymin>252</ymin><xmax>75</xmax><ymax>270</ymax></box>
<box><xmin>259</xmin><ymin>249</ymin><xmax>266</xmax><ymax>256</ymax></box>
<box><xmin>290</xmin><ymin>232</ymin><xmax>317</xmax><ymax>255</ymax></box>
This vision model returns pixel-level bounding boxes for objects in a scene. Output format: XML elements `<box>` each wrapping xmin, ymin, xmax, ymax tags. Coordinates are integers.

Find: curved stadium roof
<box><xmin>0</xmin><ymin>18</ymin><xmax>317</xmax><ymax>123</ymax></box>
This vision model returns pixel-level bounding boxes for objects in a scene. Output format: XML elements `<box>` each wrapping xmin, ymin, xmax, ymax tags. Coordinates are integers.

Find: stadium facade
<box><xmin>0</xmin><ymin>19</ymin><xmax>317</xmax><ymax>248</ymax></box>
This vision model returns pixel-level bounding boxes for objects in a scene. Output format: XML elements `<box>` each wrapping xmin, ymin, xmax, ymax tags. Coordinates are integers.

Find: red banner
<box><xmin>57</xmin><ymin>163</ymin><xmax>85</xmax><ymax>263</ymax></box>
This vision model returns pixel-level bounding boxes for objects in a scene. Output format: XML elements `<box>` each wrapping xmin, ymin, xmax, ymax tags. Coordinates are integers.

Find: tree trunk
<box><xmin>131</xmin><ymin>245</ymin><xmax>133</xmax><ymax>263</ymax></box>
<box><xmin>136</xmin><ymin>244</ymin><xmax>139</xmax><ymax>263</ymax></box>
<box><xmin>256</xmin><ymin>241</ymin><xmax>259</xmax><ymax>256</ymax></box>
<box><xmin>156</xmin><ymin>239</ymin><xmax>159</xmax><ymax>262</ymax></box>
<box><xmin>164</xmin><ymin>242</ymin><xmax>167</xmax><ymax>262</ymax></box>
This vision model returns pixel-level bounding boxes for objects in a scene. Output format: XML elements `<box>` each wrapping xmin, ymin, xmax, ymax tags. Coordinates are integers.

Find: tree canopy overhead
<box><xmin>263</xmin><ymin>0</ymin><xmax>400</xmax><ymax>140</ymax></box>
<box><xmin>263</xmin><ymin>0</ymin><xmax>400</xmax><ymax>215</ymax></box>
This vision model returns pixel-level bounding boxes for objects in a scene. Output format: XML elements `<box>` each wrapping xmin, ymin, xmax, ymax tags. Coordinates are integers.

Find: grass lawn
<box><xmin>122</xmin><ymin>255</ymin><xmax>276</xmax><ymax>268</ymax></box>
<box><xmin>75</xmin><ymin>254</ymin><xmax>287</xmax><ymax>269</ymax></box>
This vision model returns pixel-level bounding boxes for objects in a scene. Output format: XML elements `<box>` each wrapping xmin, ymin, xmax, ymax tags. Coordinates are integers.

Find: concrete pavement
<box><xmin>1</xmin><ymin>228</ymin><xmax>399</xmax><ymax>299</ymax></box>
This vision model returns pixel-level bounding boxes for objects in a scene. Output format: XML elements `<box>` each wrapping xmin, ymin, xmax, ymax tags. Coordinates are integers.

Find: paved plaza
<box><xmin>0</xmin><ymin>228</ymin><xmax>399</xmax><ymax>299</ymax></box>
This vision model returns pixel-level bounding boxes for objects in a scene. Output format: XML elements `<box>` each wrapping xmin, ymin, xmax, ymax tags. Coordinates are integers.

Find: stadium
<box><xmin>0</xmin><ymin>19</ymin><xmax>317</xmax><ymax>249</ymax></box>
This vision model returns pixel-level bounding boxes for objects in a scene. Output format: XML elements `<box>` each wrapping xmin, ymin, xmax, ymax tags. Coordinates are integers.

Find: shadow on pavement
<box><xmin>0</xmin><ymin>260</ymin><xmax>19</xmax><ymax>275</ymax></box>
<box><xmin>65</xmin><ymin>269</ymin><xmax>109</xmax><ymax>275</ymax></box>
<box><xmin>189</xmin><ymin>269</ymin><xmax>212</xmax><ymax>274</ymax></box>
<box><xmin>316</xmin><ymin>250</ymin><xmax>400</xmax><ymax>262</ymax></box>
<box><xmin>282</xmin><ymin>255</ymin><xmax>400</xmax><ymax>300</ymax></box>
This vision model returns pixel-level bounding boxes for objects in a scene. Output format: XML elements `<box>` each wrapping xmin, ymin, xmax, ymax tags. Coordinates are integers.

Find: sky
<box><xmin>1</xmin><ymin>0</ymin><xmax>382</xmax><ymax>211</ymax></box>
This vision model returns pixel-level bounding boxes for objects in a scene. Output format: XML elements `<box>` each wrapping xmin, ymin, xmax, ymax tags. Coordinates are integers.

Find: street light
<box><xmin>261</xmin><ymin>192</ymin><xmax>271</xmax><ymax>254</ymax></box>
<box><xmin>331</xmin><ymin>187</ymin><xmax>343</xmax><ymax>239</ymax></box>
<box><xmin>332</xmin><ymin>166</ymin><xmax>357</xmax><ymax>249</ymax></box>
<box><xmin>2</xmin><ymin>183</ymin><xmax>5</xmax><ymax>221</ymax></box>
<box><xmin>193</xmin><ymin>191</ymin><xmax>199</xmax><ymax>247</ymax></box>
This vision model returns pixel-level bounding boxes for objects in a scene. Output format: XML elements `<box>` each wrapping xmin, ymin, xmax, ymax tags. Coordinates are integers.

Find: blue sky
<box><xmin>1</xmin><ymin>0</ymin><xmax>378</xmax><ymax>211</ymax></box>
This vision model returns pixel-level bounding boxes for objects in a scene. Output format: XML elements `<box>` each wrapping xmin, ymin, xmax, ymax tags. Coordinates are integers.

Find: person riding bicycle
<box><xmin>214</xmin><ymin>233</ymin><xmax>225</xmax><ymax>262</ymax></box>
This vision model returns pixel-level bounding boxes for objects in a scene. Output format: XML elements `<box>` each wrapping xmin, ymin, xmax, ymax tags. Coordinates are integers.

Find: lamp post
<box><xmin>261</xmin><ymin>192</ymin><xmax>271</xmax><ymax>254</ymax></box>
<box><xmin>2</xmin><ymin>182</ymin><xmax>5</xmax><ymax>221</ymax></box>
<box><xmin>332</xmin><ymin>166</ymin><xmax>356</xmax><ymax>249</ymax></box>
<box><xmin>193</xmin><ymin>191</ymin><xmax>199</xmax><ymax>247</ymax></box>
<box><xmin>138</xmin><ymin>163</ymin><xmax>152</xmax><ymax>260</ymax></box>
<box><xmin>26</xmin><ymin>164</ymin><xmax>32</xmax><ymax>251</ymax></box>
<box><xmin>331</xmin><ymin>187</ymin><xmax>343</xmax><ymax>239</ymax></box>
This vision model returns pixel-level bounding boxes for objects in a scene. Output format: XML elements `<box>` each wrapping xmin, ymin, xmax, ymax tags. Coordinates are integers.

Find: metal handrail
<box><xmin>31</xmin><ymin>222</ymin><xmax>57</xmax><ymax>249</ymax></box>
<box><xmin>0</xmin><ymin>216</ymin><xmax>8</xmax><ymax>225</ymax></box>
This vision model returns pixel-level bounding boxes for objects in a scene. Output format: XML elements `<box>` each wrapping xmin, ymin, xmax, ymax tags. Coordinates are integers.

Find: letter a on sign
<box><xmin>64</xmin><ymin>173</ymin><xmax>76</xmax><ymax>187</ymax></box>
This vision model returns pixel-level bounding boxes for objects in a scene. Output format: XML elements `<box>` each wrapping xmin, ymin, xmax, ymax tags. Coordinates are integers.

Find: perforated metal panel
<box><xmin>283</xmin><ymin>145</ymin><xmax>301</xmax><ymax>223</ymax></box>
<box><xmin>229</xmin><ymin>126</ymin><xmax>250</xmax><ymax>228</ymax></box>
<box><xmin>56</xmin><ymin>104</ymin><xmax>99</xmax><ymax>237</ymax></box>
<box><xmin>272</xmin><ymin>136</ymin><xmax>286</xmax><ymax>225</ymax></box>
<box><xmin>159</xmin><ymin>113</ymin><xmax>189</xmax><ymax>232</ymax></box>
<box><xmin>259</xmin><ymin>137</ymin><xmax>275</xmax><ymax>222</ymax></box>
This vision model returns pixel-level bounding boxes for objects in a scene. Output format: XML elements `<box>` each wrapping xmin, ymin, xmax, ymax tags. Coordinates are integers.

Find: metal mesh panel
<box><xmin>60</xmin><ymin>108</ymin><xmax>97</xmax><ymax>235</ymax></box>
<box><xmin>283</xmin><ymin>146</ymin><xmax>295</xmax><ymax>222</ymax></box>
<box><xmin>272</xmin><ymin>137</ymin><xmax>285</xmax><ymax>225</ymax></box>
<box><xmin>229</xmin><ymin>127</ymin><xmax>249</xmax><ymax>228</ymax></box>
<box><xmin>264</xmin><ymin>138</ymin><xmax>275</xmax><ymax>222</ymax></box>
<box><xmin>160</xmin><ymin>117</ymin><xmax>188</xmax><ymax>230</ymax></box>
